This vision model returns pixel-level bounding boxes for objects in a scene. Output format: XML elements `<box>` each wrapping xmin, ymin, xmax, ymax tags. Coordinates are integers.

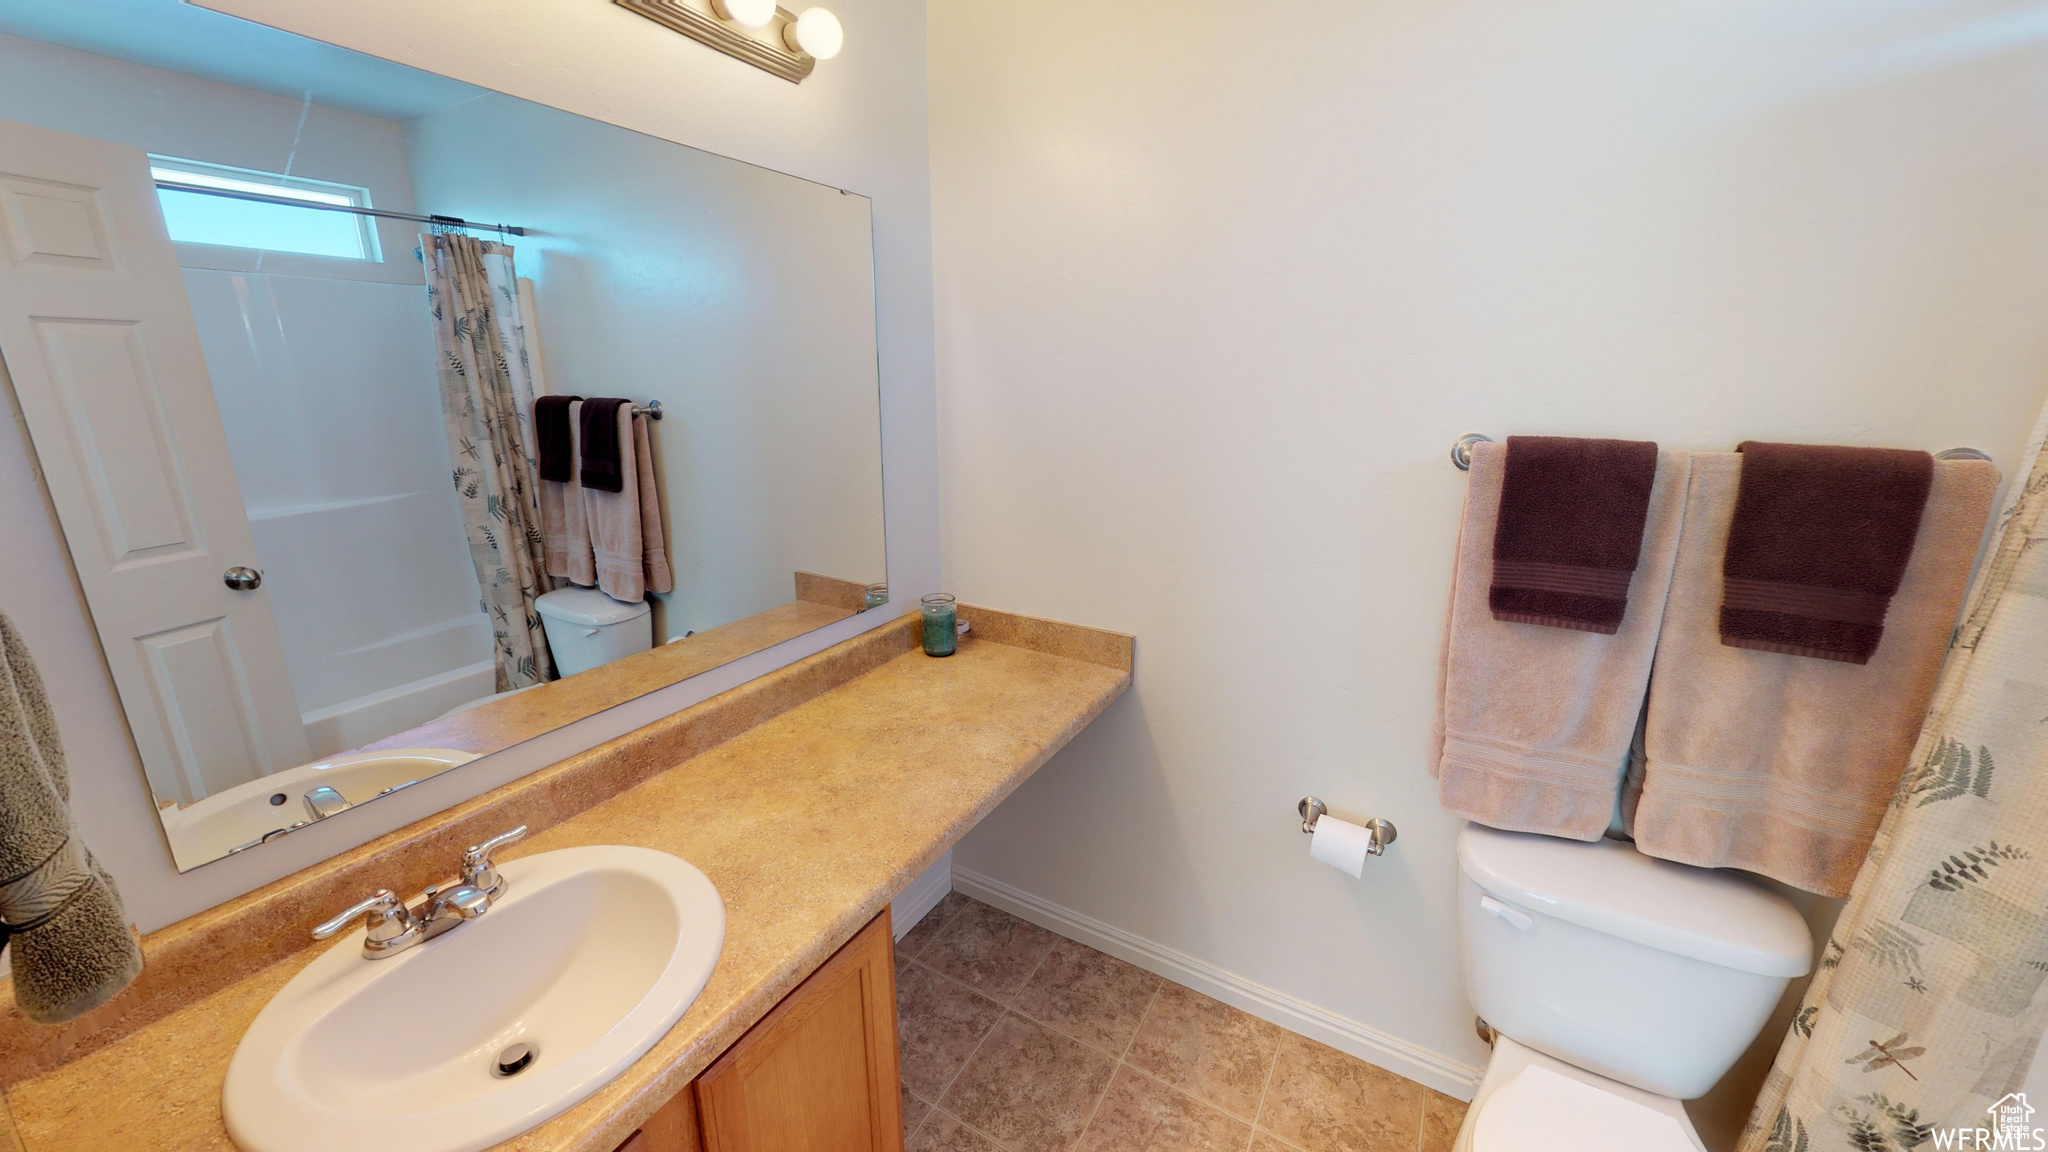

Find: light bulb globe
<box><xmin>786</xmin><ymin>7</ymin><xmax>843</xmax><ymax>59</ymax></box>
<box><xmin>711</xmin><ymin>0</ymin><xmax>775</xmax><ymax>28</ymax></box>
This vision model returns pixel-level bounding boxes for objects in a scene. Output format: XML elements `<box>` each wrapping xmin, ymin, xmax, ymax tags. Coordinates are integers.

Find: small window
<box><xmin>149</xmin><ymin>158</ymin><xmax>378</xmax><ymax>262</ymax></box>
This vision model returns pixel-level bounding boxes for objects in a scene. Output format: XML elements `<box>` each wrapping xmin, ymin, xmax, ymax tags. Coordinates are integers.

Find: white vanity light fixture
<box><xmin>784</xmin><ymin>8</ymin><xmax>844</xmax><ymax>60</ymax></box>
<box><xmin>709</xmin><ymin>0</ymin><xmax>775</xmax><ymax>27</ymax></box>
<box><xmin>616</xmin><ymin>0</ymin><xmax>841</xmax><ymax>83</ymax></box>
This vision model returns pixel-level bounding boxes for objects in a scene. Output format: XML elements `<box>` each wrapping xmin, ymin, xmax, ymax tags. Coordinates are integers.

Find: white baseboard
<box><xmin>953</xmin><ymin>866</ymin><xmax>1483</xmax><ymax>1101</ymax></box>
<box><xmin>891</xmin><ymin>851</ymin><xmax>953</xmax><ymax>940</ymax></box>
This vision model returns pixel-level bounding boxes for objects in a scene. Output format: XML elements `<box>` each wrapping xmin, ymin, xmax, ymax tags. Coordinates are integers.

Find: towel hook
<box><xmin>1451</xmin><ymin>434</ymin><xmax>1493</xmax><ymax>471</ymax></box>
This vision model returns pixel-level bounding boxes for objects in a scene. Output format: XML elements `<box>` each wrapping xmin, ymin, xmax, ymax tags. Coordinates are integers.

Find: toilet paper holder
<box><xmin>1298</xmin><ymin>797</ymin><xmax>1397</xmax><ymax>856</ymax></box>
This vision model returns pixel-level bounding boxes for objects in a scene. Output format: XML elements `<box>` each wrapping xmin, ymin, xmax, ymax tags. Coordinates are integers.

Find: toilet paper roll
<box><xmin>1309</xmin><ymin>815</ymin><xmax>1376</xmax><ymax>878</ymax></box>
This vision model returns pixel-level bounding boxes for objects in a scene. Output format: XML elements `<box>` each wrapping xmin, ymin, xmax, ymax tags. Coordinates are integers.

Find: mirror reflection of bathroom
<box><xmin>0</xmin><ymin>2</ymin><xmax>886</xmax><ymax>870</ymax></box>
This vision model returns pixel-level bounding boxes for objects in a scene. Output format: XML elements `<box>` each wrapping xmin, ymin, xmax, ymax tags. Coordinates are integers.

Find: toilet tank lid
<box><xmin>1458</xmin><ymin>824</ymin><xmax>1813</xmax><ymax>978</ymax></box>
<box><xmin>535</xmin><ymin>587</ymin><xmax>652</xmax><ymax>626</ymax></box>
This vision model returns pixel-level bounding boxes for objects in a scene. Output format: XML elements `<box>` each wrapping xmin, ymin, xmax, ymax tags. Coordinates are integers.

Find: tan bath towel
<box><xmin>1432</xmin><ymin>441</ymin><xmax>1691</xmax><ymax>839</ymax></box>
<box><xmin>1629</xmin><ymin>454</ymin><xmax>1999</xmax><ymax>897</ymax></box>
<box><xmin>634</xmin><ymin>415</ymin><xmax>673</xmax><ymax>596</ymax></box>
<box><xmin>540</xmin><ymin>399</ymin><xmax>594</xmax><ymax>588</ymax></box>
<box><xmin>582</xmin><ymin>404</ymin><xmax>673</xmax><ymax>603</ymax></box>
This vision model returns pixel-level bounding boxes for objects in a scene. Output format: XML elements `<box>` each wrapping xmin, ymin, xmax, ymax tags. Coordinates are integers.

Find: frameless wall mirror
<box><xmin>0</xmin><ymin>0</ymin><xmax>886</xmax><ymax>870</ymax></box>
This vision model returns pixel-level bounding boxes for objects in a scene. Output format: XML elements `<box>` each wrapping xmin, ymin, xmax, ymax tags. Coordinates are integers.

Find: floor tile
<box><xmin>1251</xmin><ymin>1135</ymin><xmax>1305</xmax><ymax>1152</ymax></box>
<box><xmin>901</xmin><ymin>892</ymin><xmax>972</xmax><ymax>960</ymax></box>
<box><xmin>905</xmin><ymin>1086</ymin><xmax>932</xmax><ymax>1135</ymax></box>
<box><xmin>1420</xmin><ymin>1089</ymin><xmax>1466</xmax><ymax>1152</ymax></box>
<box><xmin>897</xmin><ymin>960</ymin><xmax>1007</xmax><ymax>1100</ymax></box>
<box><xmin>1123</xmin><ymin>983</ymin><xmax>1283</xmax><ymax>1121</ymax></box>
<box><xmin>910</xmin><ymin>1111</ymin><xmax>1007</xmax><ymax>1152</ymax></box>
<box><xmin>940</xmin><ymin>1013</ymin><xmax>1118</xmax><ymax>1152</ymax></box>
<box><xmin>1077</xmin><ymin>1066</ymin><xmax>1251</xmax><ymax>1152</ymax></box>
<box><xmin>919</xmin><ymin>899</ymin><xmax>1062</xmax><ymax>1002</ymax></box>
<box><xmin>1257</xmin><ymin>1035</ymin><xmax>1423</xmax><ymax>1152</ymax></box>
<box><xmin>1012</xmin><ymin>939</ymin><xmax>1162</xmax><ymax>1055</ymax></box>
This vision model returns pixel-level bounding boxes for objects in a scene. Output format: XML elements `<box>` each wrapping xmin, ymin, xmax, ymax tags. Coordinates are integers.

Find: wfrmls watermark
<box><xmin>1931</xmin><ymin>1094</ymin><xmax>2046</xmax><ymax>1149</ymax></box>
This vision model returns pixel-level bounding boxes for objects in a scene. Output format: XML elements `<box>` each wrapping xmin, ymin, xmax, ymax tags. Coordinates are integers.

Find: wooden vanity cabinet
<box><xmin>614</xmin><ymin>909</ymin><xmax>903</xmax><ymax>1152</ymax></box>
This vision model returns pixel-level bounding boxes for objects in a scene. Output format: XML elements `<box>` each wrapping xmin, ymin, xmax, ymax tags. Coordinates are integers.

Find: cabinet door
<box><xmin>696</xmin><ymin>909</ymin><xmax>902</xmax><ymax>1152</ymax></box>
<box><xmin>614</xmin><ymin>1087</ymin><xmax>703</xmax><ymax>1152</ymax></box>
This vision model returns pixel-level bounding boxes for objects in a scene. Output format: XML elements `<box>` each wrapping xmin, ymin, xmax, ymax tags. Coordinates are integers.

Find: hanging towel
<box><xmin>534</xmin><ymin>394</ymin><xmax>582</xmax><ymax>483</ymax></box>
<box><xmin>1432</xmin><ymin>440</ymin><xmax>1690</xmax><ymax>839</ymax></box>
<box><xmin>582</xmin><ymin>403</ymin><xmax>673</xmax><ymax>602</ymax></box>
<box><xmin>0</xmin><ymin>613</ymin><xmax>142</xmax><ymax>1023</ymax></box>
<box><xmin>1629</xmin><ymin>452</ymin><xmax>1998</xmax><ymax>897</ymax></box>
<box><xmin>540</xmin><ymin>399</ymin><xmax>595</xmax><ymax>588</ymax></box>
<box><xmin>634</xmin><ymin>412</ymin><xmax>674</xmax><ymax>597</ymax></box>
<box><xmin>578</xmin><ymin>397</ymin><xmax>630</xmax><ymax>494</ymax></box>
<box><xmin>1490</xmin><ymin>435</ymin><xmax>1662</xmax><ymax>633</ymax></box>
<box><xmin>1719</xmin><ymin>442</ymin><xmax>1934</xmax><ymax>664</ymax></box>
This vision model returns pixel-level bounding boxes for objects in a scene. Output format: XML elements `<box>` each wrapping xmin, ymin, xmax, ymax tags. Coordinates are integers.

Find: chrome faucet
<box><xmin>311</xmin><ymin>826</ymin><xmax>527</xmax><ymax>958</ymax></box>
<box><xmin>303</xmin><ymin>785</ymin><xmax>352</xmax><ymax>821</ymax></box>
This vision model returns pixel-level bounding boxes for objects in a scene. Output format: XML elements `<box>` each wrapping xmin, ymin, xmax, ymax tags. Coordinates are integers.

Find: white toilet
<box><xmin>1454</xmin><ymin>823</ymin><xmax>1813</xmax><ymax>1152</ymax></box>
<box><xmin>534</xmin><ymin>586</ymin><xmax>654</xmax><ymax>677</ymax></box>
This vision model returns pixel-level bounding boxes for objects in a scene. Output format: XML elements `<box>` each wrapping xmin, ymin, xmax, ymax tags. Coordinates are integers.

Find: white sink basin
<box><xmin>161</xmin><ymin>748</ymin><xmax>479</xmax><ymax>870</ymax></box>
<box><xmin>223</xmin><ymin>845</ymin><xmax>725</xmax><ymax>1152</ymax></box>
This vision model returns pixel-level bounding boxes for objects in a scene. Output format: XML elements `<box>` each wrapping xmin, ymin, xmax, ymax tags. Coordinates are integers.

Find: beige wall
<box><xmin>933</xmin><ymin>0</ymin><xmax>2048</xmax><ymax>1112</ymax></box>
<box><xmin>0</xmin><ymin>0</ymin><xmax>937</xmax><ymax>931</ymax></box>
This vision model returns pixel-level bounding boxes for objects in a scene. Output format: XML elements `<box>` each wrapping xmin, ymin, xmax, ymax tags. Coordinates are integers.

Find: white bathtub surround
<box><xmin>184</xmin><ymin>267</ymin><xmax>493</xmax><ymax>754</ymax></box>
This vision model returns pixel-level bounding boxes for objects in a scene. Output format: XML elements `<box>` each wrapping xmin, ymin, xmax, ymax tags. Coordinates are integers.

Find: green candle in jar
<box><xmin>921</xmin><ymin>593</ymin><xmax>958</xmax><ymax>657</ymax></box>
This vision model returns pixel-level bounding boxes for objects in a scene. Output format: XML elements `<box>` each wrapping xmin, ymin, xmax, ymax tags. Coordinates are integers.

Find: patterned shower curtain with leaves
<box><xmin>423</xmin><ymin>232</ymin><xmax>554</xmax><ymax>692</ymax></box>
<box><xmin>1740</xmin><ymin>404</ymin><xmax>2048</xmax><ymax>1152</ymax></box>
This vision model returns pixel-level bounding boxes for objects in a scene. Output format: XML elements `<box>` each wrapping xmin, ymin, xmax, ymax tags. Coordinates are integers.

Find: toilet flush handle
<box><xmin>1479</xmin><ymin>894</ymin><xmax>1535</xmax><ymax>932</ymax></box>
<box><xmin>583</xmin><ymin>628</ymin><xmax>600</xmax><ymax>637</ymax></box>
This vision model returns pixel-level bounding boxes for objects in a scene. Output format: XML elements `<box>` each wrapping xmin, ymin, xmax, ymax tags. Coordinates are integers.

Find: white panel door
<box><xmin>0</xmin><ymin>117</ymin><xmax>309</xmax><ymax>806</ymax></box>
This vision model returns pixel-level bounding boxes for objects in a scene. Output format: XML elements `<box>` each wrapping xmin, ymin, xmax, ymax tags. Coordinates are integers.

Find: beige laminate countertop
<box><xmin>3</xmin><ymin>622</ymin><xmax>1130</xmax><ymax>1151</ymax></box>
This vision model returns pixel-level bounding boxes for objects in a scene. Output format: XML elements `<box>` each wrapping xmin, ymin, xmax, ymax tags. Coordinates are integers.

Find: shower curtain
<box><xmin>423</xmin><ymin>232</ymin><xmax>554</xmax><ymax>692</ymax></box>
<box><xmin>1739</xmin><ymin>404</ymin><xmax>2048</xmax><ymax>1150</ymax></box>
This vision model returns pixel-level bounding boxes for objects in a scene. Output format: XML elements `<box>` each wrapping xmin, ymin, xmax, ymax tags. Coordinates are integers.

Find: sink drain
<box><xmin>492</xmin><ymin>1042</ymin><xmax>537</xmax><ymax>1078</ymax></box>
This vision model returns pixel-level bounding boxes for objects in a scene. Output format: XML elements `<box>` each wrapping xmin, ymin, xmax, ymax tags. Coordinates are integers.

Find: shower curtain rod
<box><xmin>153</xmin><ymin>179</ymin><xmax>528</xmax><ymax>237</ymax></box>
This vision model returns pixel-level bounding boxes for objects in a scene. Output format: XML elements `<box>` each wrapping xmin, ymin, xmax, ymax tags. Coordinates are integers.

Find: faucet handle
<box><xmin>462</xmin><ymin>825</ymin><xmax>527</xmax><ymax>896</ymax></box>
<box><xmin>312</xmin><ymin>888</ymin><xmax>416</xmax><ymax>952</ymax></box>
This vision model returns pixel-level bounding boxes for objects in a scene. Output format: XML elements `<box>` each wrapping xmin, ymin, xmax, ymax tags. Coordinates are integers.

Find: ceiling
<box><xmin>0</xmin><ymin>0</ymin><xmax>488</xmax><ymax>122</ymax></box>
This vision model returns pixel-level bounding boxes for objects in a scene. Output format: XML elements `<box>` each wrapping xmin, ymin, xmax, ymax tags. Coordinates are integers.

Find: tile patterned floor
<box><xmin>897</xmin><ymin>894</ymin><xmax>1467</xmax><ymax>1152</ymax></box>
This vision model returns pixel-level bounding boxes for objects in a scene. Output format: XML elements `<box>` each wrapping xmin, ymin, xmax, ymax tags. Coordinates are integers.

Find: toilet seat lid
<box><xmin>1472</xmin><ymin>1065</ymin><xmax>1696</xmax><ymax>1152</ymax></box>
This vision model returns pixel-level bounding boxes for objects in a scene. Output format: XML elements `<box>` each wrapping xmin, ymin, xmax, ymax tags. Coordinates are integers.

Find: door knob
<box><xmin>223</xmin><ymin>566</ymin><xmax>262</xmax><ymax>591</ymax></box>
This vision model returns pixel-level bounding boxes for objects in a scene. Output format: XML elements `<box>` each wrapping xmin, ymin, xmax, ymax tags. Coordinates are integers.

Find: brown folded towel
<box><xmin>1490</xmin><ymin>436</ymin><xmax>1662</xmax><ymax>634</ymax></box>
<box><xmin>578</xmin><ymin>397</ymin><xmax>631</xmax><ymax>494</ymax></box>
<box><xmin>542</xmin><ymin>399</ymin><xmax>595</xmax><ymax>588</ymax></box>
<box><xmin>1629</xmin><ymin>455</ymin><xmax>1997</xmax><ymax>896</ymax></box>
<box><xmin>1719</xmin><ymin>442</ymin><xmax>1934</xmax><ymax>664</ymax></box>
<box><xmin>533</xmin><ymin>394</ymin><xmax>581</xmax><ymax>483</ymax></box>
<box><xmin>1432</xmin><ymin>441</ymin><xmax>1690</xmax><ymax>839</ymax></box>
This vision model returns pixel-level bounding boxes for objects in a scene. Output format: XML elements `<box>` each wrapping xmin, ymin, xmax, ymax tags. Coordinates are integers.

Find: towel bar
<box><xmin>633</xmin><ymin>399</ymin><xmax>664</xmax><ymax>421</ymax></box>
<box><xmin>1450</xmin><ymin>433</ymin><xmax>1492</xmax><ymax>471</ymax></box>
<box><xmin>1452</xmin><ymin>435</ymin><xmax>1988</xmax><ymax>471</ymax></box>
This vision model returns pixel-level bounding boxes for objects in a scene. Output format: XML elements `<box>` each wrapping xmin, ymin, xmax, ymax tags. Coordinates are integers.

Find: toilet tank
<box><xmin>535</xmin><ymin>587</ymin><xmax>653</xmax><ymax>677</ymax></box>
<box><xmin>1457</xmin><ymin>824</ymin><xmax>1812</xmax><ymax>1099</ymax></box>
